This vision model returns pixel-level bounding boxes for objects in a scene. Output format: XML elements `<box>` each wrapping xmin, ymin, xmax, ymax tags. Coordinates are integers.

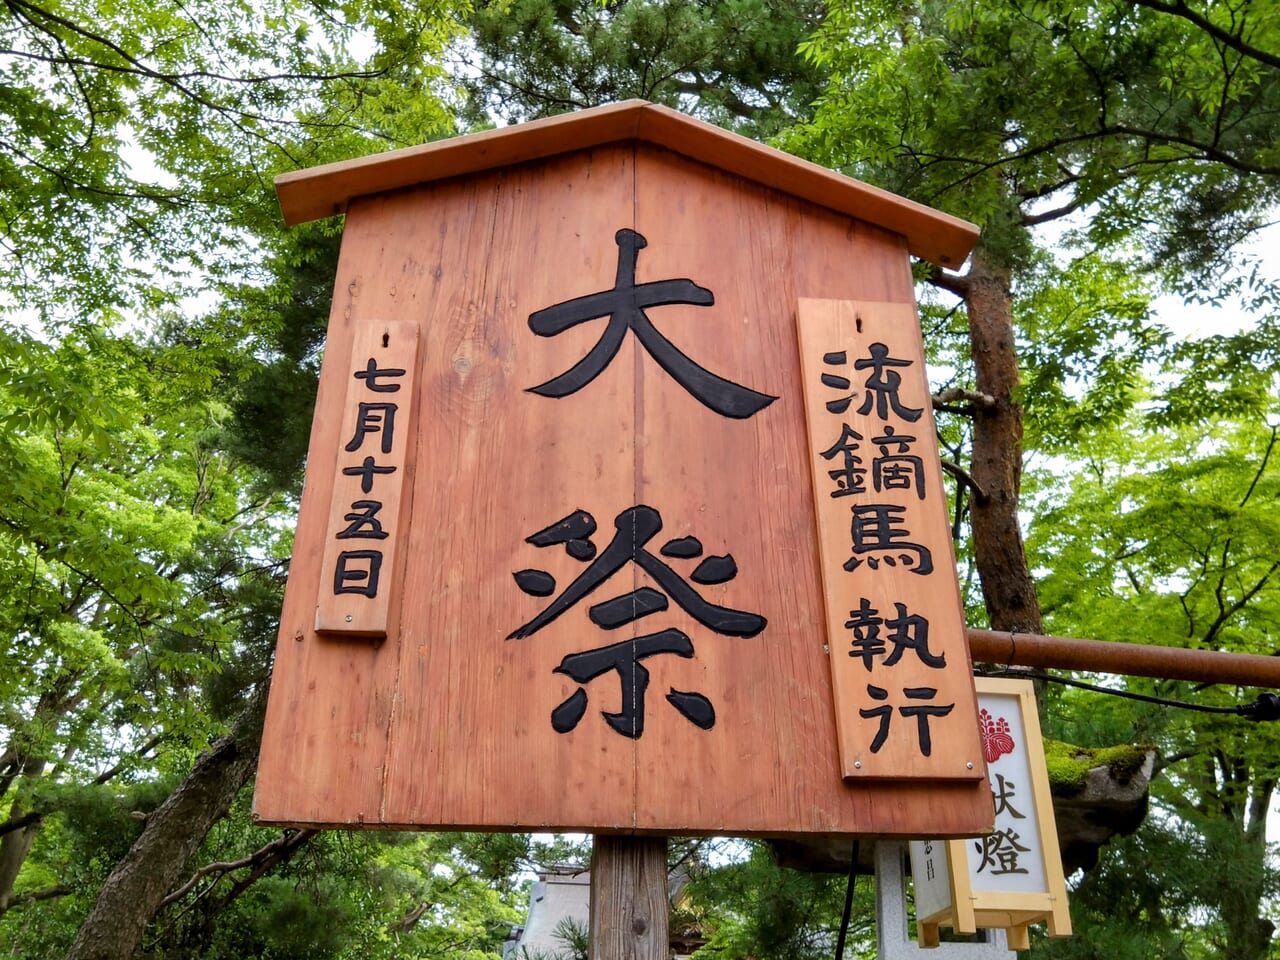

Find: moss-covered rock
<box><xmin>1043</xmin><ymin>740</ymin><xmax>1155</xmax><ymax>795</ymax></box>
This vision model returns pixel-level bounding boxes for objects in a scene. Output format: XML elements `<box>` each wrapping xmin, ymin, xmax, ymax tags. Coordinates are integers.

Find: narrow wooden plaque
<box><xmin>798</xmin><ymin>298</ymin><xmax>984</xmax><ymax>781</ymax></box>
<box><xmin>315</xmin><ymin>320</ymin><xmax>419</xmax><ymax>637</ymax></box>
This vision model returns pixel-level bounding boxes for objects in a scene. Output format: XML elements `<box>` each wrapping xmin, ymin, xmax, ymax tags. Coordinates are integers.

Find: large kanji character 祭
<box><xmin>509</xmin><ymin>505</ymin><xmax>767</xmax><ymax>738</ymax></box>
<box><xmin>550</xmin><ymin>629</ymin><xmax>714</xmax><ymax>739</ymax></box>
<box><xmin>526</xmin><ymin>228</ymin><xmax>777</xmax><ymax>419</ymax></box>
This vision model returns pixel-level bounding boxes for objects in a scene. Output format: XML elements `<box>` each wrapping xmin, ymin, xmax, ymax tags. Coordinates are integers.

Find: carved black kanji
<box><xmin>527</xmin><ymin>229</ymin><xmax>776</xmax><ymax>419</ymax></box>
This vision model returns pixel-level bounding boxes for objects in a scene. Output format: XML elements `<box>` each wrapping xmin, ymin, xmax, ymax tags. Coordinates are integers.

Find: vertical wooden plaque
<box><xmin>798</xmin><ymin>299</ymin><xmax>983</xmax><ymax>781</ymax></box>
<box><xmin>315</xmin><ymin>320</ymin><xmax>419</xmax><ymax>637</ymax></box>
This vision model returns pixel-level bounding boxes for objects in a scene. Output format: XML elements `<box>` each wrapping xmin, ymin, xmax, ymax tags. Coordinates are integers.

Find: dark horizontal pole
<box><xmin>967</xmin><ymin>628</ymin><xmax>1280</xmax><ymax>688</ymax></box>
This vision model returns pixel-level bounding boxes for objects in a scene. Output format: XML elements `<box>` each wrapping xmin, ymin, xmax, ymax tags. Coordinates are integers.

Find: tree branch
<box><xmin>2</xmin><ymin>0</ymin><xmax>388</xmax><ymax>87</ymax></box>
<box><xmin>1240</xmin><ymin>423</ymin><xmax>1278</xmax><ymax>508</ymax></box>
<box><xmin>1020</xmin><ymin>195</ymin><xmax>1090</xmax><ymax>227</ymax></box>
<box><xmin>66</xmin><ymin>685</ymin><xmax>269</xmax><ymax>960</ymax></box>
<box><xmin>940</xmin><ymin>459</ymin><xmax>989</xmax><ymax>503</ymax></box>
<box><xmin>388</xmin><ymin>899</ymin><xmax>434</xmax><ymax>934</ymax></box>
<box><xmin>933</xmin><ymin>385</ymin><xmax>998</xmax><ymax>421</ymax></box>
<box><xmin>1202</xmin><ymin>558</ymin><xmax>1280</xmax><ymax>648</ymax></box>
<box><xmin>1130</xmin><ymin>0</ymin><xmax>1280</xmax><ymax>71</ymax></box>
<box><xmin>924</xmin><ymin>263</ymin><xmax>970</xmax><ymax>297</ymax></box>
<box><xmin>160</xmin><ymin>828</ymin><xmax>316</xmax><ymax>911</ymax></box>
<box><xmin>5</xmin><ymin>885</ymin><xmax>71</xmax><ymax>909</ymax></box>
<box><xmin>912</xmin><ymin>118</ymin><xmax>1280</xmax><ymax>205</ymax></box>
<box><xmin>0</xmin><ymin>811</ymin><xmax>43</xmax><ymax>838</ymax></box>
<box><xmin>91</xmin><ymin>734</ymin><xmax>165</xmax><ymax>787</ymax></box>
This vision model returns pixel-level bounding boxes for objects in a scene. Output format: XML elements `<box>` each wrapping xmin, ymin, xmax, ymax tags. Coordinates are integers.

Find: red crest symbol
<box><xmin>979</xmin><ymin>708</ymin><xmax>1015</xmax><ymax>763</ymax></box>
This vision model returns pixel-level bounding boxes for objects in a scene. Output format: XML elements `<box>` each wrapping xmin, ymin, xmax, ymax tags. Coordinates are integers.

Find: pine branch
<box><xmin>211</xmin><ymin>829</ymin><xmax>317</xmax><ymax>912</ymax></box>
<box><xmin>159</xmin><ymin>829</ymin><xmax>315</xmax><ymax>910</ymax></box>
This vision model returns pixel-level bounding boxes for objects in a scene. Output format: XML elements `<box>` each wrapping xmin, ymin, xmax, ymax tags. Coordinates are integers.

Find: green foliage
<box><xmin>1037</xmin><ymin>823</ymin><xmax>1207</xmax><ymax>960</ymax></box>
<box><xmin>212</xmin><ymin>225</ymin><xmax>343</xmax><ymax>497</ymax></box>
<box><xmin>516</xmin><ymin>916</ymin><xmax>589</xmax><ymax>960</ymax></box>
<box><xmin>1027</xmin><ymin>410</ymin><xmax>1280</xmax><ymax>958</ymax></box>
<box><xmin>1015</xmin><ymin>250</ymin><xmax>1170</xmax><ymax>452</ymax></box>
<box><xmin>792</xmin><ymin>0</ymin><xmax>1280</xmax><ymax>277</ymax></box>
<box><xmin>0</xmin><ymin>316</ymin><xmax>293</xmax><ymax>944</ymax></box>
<box><xmin>790</xmin><ymin>5</ymin><xmax>1280</xmax><ymax>956</ymax></box>
<box><xmin>3</xmin><ymin>0</ymin><xmax>1280</xmax><ymax>956</ymax></box>
<box><xmin>13</xmin><ymin>797</ymin><xmax>531</xmax><ymax>960</ymax></box>
<box><xmin>457</xmin><ymin>0</ymin><xmax>826</xmax><ymax>137</ymax></box>
<box><xmin>3</xmin><ymin>0</ymin><xmax>464</xmax><ymax>949</ymax></box>
<box><xmin>687</xmin><ymin>840</ymin><xmax>870</xmax><ymax>959</ymax></box>
<box><xmin>0</xmin><ymin>0</ymin><xmax>465</xmax><ymax>321</ymax></box>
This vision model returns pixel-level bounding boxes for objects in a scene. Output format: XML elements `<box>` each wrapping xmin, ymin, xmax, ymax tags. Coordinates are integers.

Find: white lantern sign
<box><xmin>909</xmin><ymin>677</ymin><xmax>1071</xmax><ymax>949</ymax></box>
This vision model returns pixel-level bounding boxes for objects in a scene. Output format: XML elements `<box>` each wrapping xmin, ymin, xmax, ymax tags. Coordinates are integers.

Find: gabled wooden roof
<box><xmin>275</xmin><ymin>100</ymin><xmax>979</xmax><ymax>268</ymax></box>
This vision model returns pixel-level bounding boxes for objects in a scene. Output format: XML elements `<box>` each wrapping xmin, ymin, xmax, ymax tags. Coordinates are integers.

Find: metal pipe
<box><xmin>966</xmin><ymin>628</ymin><xmax>1280</xmax><ymax>688</ymax></box>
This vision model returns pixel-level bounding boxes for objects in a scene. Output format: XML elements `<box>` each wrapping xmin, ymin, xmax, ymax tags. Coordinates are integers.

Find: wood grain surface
<box><xmin>589</xmin><ymin>837</ymin><xmax>669</xmax><ymax>960</ymax></box>
<box><xmin>797</xmin><ymin>299</ymin><xmax>984</xmax><ymax>782</ymax></box>
<box><xmin>275</xmin><ymin>102</ymin><xmax>978</xmax><ymax>268</ymax></box>
<box><xmin>314</xmin><ymin>320</ymin><xmax>419</xmax><ymax>637</ymax></box>
<box><xmin>255</xmin><ymin>143</ymin><xmax>993</xmax><ymax>838</ymax></box>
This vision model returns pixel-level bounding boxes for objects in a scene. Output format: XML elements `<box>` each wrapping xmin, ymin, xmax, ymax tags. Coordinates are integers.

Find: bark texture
<box><xmin>963</xmin><ymin>247</ymin><xmax>1043</xmax><ymax>635</ymax></box>
<box><xmin>65</xmin><ymin>687</ymin><xmax>267</xmax><ymax>960</ymax></box>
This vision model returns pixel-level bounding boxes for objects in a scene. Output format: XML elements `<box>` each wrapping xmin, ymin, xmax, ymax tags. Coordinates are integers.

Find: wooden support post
<box><xmin>589</xmin><ymin>835</ymin><xmax>668</xmax><ymax>960</ymax></box>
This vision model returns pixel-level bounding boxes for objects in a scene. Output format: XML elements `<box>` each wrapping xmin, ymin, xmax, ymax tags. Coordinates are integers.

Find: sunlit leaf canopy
<box><xmin>0</xmin><ymin>0</ymin><xmax>464</xmax><ymax>322</ymax></box>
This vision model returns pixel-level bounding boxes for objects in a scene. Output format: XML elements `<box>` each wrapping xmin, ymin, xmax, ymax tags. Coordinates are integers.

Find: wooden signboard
<box><xmin>254</xmin><ymin>101</ymin><xmax>992</xmax><ymax>838</ymax></box>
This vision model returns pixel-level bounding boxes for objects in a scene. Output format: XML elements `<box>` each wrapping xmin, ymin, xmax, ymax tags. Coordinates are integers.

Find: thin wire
<box><xmin>978</xmin><ymin>667</ymin><xmax>1266</xmax><ymax>716</ymax></box>
<box><xmin>835</xmin><ymin>839</ymin><xmax>858</xmax><ymax>960</ymax></box>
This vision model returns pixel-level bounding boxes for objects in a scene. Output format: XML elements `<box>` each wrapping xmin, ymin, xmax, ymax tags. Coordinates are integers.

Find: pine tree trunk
<box><xmin>963</xmin><ymin>247</ymin><xmax>1043</xmax><ymax>635</ymax></box>
<box><xmin>64</xmin><ymin>687</ymin><xmax>267</xmax><ymax>960</ymax></box>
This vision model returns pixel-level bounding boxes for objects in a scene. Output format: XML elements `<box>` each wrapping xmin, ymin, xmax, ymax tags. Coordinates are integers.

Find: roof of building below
<box><xmin>274</xmin><ymin>100</ymin><xmax>979</xmax><ymax>269</ymax></box>
<box><xmin>507</xmin><ymin>869</ymin><xmax>590</xmax><ymax>958</ymax></box>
